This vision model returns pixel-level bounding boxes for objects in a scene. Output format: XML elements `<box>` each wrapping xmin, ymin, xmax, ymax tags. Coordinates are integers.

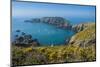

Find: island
<box><xmin>25</xmin><ymin>17</ymin><xmax>72</xmax><ymax>29</ymax></box>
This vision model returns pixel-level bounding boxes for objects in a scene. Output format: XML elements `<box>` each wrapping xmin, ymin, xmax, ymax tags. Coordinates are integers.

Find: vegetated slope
<box><xmin>70</xmin><ymin>22</ymin><xmax>96</xmax><ymax>47</ymax></box>
<box><xmin>12</xmin><ymin>45</ymin><xmax>96</xmax><ymax>66</ymax></box>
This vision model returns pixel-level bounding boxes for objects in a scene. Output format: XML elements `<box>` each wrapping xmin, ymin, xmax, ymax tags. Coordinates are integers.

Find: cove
<box><xmin>12</xmin><ymin>18</ymin><xmax>75</xmax><ymax>46</ymax></box>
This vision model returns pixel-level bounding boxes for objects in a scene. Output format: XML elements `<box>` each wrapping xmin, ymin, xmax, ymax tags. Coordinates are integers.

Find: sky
<box><xmin>12</xmin><ymin>1</ymin><xmax>96</xmax><ymax>23</ymax></box>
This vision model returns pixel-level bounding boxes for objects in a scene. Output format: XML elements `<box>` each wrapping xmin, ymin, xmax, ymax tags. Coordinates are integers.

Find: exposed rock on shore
<box><xmin>13</xmin><ymin>31</ymin><xmax>40</xmax><ymax>47</ymax></box>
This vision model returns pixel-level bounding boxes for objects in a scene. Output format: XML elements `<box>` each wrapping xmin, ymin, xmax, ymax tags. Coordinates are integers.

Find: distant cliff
<box><xmin>25</xmin><ymin>17</ymin><xmax>72</xmax><ymax>29</ymax></box>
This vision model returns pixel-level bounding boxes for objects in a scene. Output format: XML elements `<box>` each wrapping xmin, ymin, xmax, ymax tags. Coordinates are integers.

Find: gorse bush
<box><xmin>12</xmin><ymin>45</ymin><xmax>96</xmax><ymax>66</ymax></box>
<box><xmin>79</xmin><ymin>46</ymin><xmax>96</xmax><ymax>61</ymax></box>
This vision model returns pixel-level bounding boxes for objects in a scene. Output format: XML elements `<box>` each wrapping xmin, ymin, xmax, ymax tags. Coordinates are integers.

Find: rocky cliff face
<box><xmin>69</xmin><ymin>23</ymin><xmax>95</xmax><ymax>47</ymax></box>
<box><xmin>25</xmin><ymin>17</ymin><xmax>72</xmax><ymax>29</ymax></box>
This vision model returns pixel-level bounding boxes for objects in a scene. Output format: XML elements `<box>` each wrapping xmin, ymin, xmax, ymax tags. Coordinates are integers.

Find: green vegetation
<box><xmin>12</xmin><ymin>45</ymin><xmax>96</xmax><ymax>66</ymax></box>
<box><xmin>73</xmin><ymin>23</ymin><xmax>95</xmax><ymax>40</ymax></box>
<box><xmin>70</xmin><ymin>23</ymin><xmax>95</xmax><ymax>47</ymax></box>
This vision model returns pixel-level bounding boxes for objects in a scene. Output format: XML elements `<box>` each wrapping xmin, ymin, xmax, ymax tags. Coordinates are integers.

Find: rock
<box><xmin>16</xmin><ymin>30</ymin><xmax>21</xmax><ymax>32</ymax></box>
<box><xmin>72</xmin><ymin>23</ymin><xmax>95</xmax><ymax>33</ymax></box>
<box><xmin>13</xmin><ymin>32</ymin><xmax>40</xmax><ymax>47</ymax></box>
<box><xmin>72</xmin><ymin>24</ymin><xmax>84</xmax><ymax>33</ymax></box>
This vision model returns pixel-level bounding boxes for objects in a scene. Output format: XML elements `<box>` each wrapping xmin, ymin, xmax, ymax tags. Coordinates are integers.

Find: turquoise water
<box><xmin>12</xmin><ymin>18</ymin><xmax>75</xmax><ymax>46</ymax></box>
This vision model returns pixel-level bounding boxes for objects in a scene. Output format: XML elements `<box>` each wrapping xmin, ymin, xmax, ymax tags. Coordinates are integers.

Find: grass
<box><xmin>70</xmin><ymin>23</ymin><xmax>95</xmax><ymax>47</ymax></box>
<box><xmin>74</xmin><ymin>23</ymin><xmax>95</xmax><ymax>40</ymax></box>
<box><xmin>12</xmin><ymin>45</ymin><xmax>96</xmax><ymax>66</ymax></box>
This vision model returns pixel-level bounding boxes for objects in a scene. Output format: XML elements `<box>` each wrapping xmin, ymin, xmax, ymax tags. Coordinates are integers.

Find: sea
<box><xmin>11</xmin><ymin>17</ymin><xmax>95</xmax><ymax>46</ymax></box>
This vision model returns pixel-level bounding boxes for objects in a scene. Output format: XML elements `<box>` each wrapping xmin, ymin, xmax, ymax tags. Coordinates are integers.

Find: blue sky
<box><xmin>12</xmin><ymin>1</ymin><xmax>96</xmax><ymax>23</ymax></box>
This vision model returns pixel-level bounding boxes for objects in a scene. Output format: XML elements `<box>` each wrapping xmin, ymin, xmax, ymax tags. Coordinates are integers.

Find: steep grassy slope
<box><xmin>70</xmin><ymin>23</ymin><xmax>96</xmax><ymax>47</ymax></box>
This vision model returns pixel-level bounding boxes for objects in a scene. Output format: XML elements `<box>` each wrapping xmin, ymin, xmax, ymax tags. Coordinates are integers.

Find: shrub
<box><xmin>12</xmin><ymin>45</ymin><xmax>96</xmax><ymax>65</ymax></box>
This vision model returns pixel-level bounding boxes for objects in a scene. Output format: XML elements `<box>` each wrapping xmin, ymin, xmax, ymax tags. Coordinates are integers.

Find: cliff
<box><xmin>72</xmin><ymin>22</ymin><xmax>95</xmax><ymax>33</ymax></box>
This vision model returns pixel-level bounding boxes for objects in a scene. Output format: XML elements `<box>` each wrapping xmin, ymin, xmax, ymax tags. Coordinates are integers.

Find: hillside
<box><xmin>69</xmin><ymin>23</ymin><xmax>96</xmax><ymax>47</ymax></box>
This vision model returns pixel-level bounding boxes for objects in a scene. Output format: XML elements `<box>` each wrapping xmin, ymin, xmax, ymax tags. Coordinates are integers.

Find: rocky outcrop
<box><xmin>72</xmin><ymin>24</ymin><xmax>84</xmax><ymax>33</ymax></box>
<box><xmin>25</xmin><ymin>17</ymin><xmax>72</xmax><ymax>29</ymax></box>
<box><xmin>69</xmin><ymin>23</ymin><xmax>96</xmax><ymax>47</ymax></box>
<box><xmin>72</xmin><ymin>23</ymin><xmax>95</xmax><ymax>33</ymax></box>
<box><xmin>13</xmin><ymin>31</ymin><xmax>40</xmax><ymax>47</ymax></box>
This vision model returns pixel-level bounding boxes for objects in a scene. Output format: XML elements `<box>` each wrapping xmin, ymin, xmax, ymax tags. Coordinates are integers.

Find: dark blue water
<box><xmin>12</xmin><ymin>18</ymin><xmax>75</xmax><ymax>46</ymax></box>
